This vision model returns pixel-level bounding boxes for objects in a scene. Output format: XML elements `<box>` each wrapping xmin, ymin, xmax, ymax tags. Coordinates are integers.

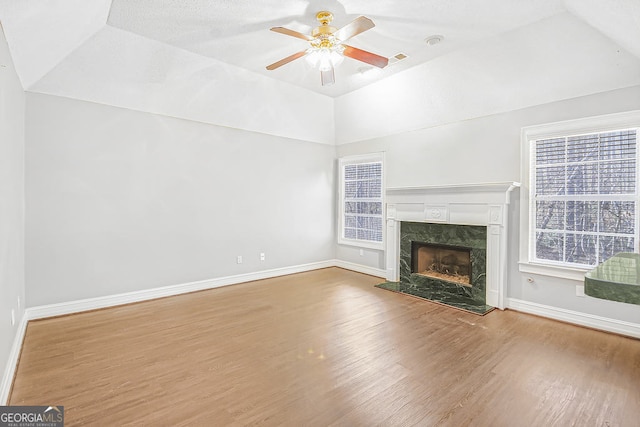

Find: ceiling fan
<box><xmin>266</xmin><ymin>11</ymin><xmax>389</xmax><ymax>86</ymax></box>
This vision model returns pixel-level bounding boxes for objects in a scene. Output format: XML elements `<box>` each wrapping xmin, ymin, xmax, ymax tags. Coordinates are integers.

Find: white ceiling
<box><xmin>0</xmin><ymin>0</ymin><xmax>639</xmax><ymax>143</ymax></box>
<box><xmin>104</xmin><ymin>0</ymin><xmax>568</xmax><ymax>96</ymax></box>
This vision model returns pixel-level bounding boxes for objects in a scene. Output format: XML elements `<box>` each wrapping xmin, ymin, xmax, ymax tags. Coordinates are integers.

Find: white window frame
<box><xmin>338</xmin><ymin>153</ymin><xmax>385</xmax><ymax>250</ymax></box>
<box><xmin>519</xmin><ymin>110</ymin><xmax>640</xmax><ymax>281</ymax></box>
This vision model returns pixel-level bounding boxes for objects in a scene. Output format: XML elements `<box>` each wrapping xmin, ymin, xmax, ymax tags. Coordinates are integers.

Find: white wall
<box><xmin>0</xmin><ymin>23</ymin><xmax>26</xmax><ymax>401</ymax></box>
<box><xmin>30</xmin><ymin>26</ymin><xmax>336</xmax><ymax>145</ymax></box>
<box><xmin>336</xmin><ymin>85</ymin><xmax>640</xmax><ymax>324</ymax></box>
<box><xmin>25</xmin><ymin>93</ymin><xmax>336</xmax><ymax>307</ymax></box>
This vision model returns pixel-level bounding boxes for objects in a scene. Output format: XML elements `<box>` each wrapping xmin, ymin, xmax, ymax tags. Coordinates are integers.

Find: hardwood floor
<box><xmin>9</xmin><ymin>267</ymin><xmax>640</xmax><ymax>426</ymax></box>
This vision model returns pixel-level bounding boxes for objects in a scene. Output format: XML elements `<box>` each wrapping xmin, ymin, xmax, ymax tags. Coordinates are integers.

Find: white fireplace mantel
<box><xmin>385</xmin><ymin>182</ymin><xmax>520</xmax><ymax>310</ymax></box>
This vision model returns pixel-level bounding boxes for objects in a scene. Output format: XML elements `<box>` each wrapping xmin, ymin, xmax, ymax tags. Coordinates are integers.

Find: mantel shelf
<box><xmin>386</xmin><ymin>181</ymin><xmax>521</xmax><ymax>194</ymax></box>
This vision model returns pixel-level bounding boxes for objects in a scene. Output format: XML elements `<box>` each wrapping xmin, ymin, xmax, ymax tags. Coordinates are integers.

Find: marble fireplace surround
<box><xmin>385</xmin><ymin>182</ymin><xmax>520</xmax><ymax>310</ymax></box>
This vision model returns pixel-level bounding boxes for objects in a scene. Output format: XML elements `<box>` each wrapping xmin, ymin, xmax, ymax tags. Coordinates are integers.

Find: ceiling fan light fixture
<box><xmin>305</xmin><ymin>45</ymin><xmax>344</xmax><ymax>71</ymax></box>
<box><xmin>267</xmin><ymin>12</ymin><xmax>388</xmax><ymax>86</ymax></box>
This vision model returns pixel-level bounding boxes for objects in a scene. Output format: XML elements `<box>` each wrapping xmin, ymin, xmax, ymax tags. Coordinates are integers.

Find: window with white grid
<box><xmin>522</xmin><ymin>113</ymin><xmax>640</xmax><ymax>273</ymax></box>
<box><xmin>338</xmin><ymin>154</ymin><xmax>384</xmax><ymax>249</ymax></box>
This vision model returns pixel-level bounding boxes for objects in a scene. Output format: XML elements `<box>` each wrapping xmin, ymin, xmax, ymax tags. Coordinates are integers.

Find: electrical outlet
<box><xmin>260</xmin><ymin>253</ymin><xmax>265</xmax><ymax>261</ymax></box>
<box><xmin>11</xmin><ymin>309</ymin><xmax>15</xmax><ymax>326</ymax></box>
<box><xmin>237</xmin><ymin>255</ymin><xmax>243</xmax><ymax>264</ymax></box>
<box><xmin>359</xmin><ymin>249</ymin><xmax>364</xmax><ymax>256</ymax></box>
<box><xmin>576</xmin><ymin>285</ymin><xmax>585</xmax><ymax>297</ymax></box>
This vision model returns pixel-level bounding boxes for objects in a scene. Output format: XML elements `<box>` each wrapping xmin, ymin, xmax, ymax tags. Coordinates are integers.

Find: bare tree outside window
<box><xmin>533</xmin><ymin>130</ymin><xmax>637</xmax><ymax>267</ymax></box>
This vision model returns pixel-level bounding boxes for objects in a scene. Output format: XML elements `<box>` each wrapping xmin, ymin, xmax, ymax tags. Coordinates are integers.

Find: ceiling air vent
<box><xmin>388</xmin><ymin>53</ymin><xmax>407</xmax><ymax>66</ymax></box>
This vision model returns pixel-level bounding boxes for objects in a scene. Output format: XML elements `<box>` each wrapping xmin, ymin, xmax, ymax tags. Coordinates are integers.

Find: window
<box><xmin>521</xmin><ymin>111</ymin><xmax>640</xmax><ymax>278</ymax></box>
<box><xmin>338</xmin><ymin>153</ymin><xmax>384</xmax><ymax>249</ymax></box>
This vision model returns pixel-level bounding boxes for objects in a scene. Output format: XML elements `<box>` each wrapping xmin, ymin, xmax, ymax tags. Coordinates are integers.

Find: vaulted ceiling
<box><xmin>1</xmin><ymin>0</ymin><xmax>639</xmax><ymax>144</ymax></box>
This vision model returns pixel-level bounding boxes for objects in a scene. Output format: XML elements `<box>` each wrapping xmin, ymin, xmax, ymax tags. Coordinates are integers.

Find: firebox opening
<box><xmin>411</xmin><ymin>241</ymin><xmax>472</xmax><ymax>286</ymax></box>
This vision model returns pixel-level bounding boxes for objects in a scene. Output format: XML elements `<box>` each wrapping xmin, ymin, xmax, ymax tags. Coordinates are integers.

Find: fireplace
<box><xmin>381</xmin><ymin>182</ymin><xmax>520</xmax><ymax>312</ymax></box>
<box><xmin>393</xmin><ymin>221</ymin><xmax>489</xmax><ymax>313</ymax></box>
<box><xmin>411</xmin><ymin>242</ymin><xmax>471</xmax><ymax>286</ymax></box>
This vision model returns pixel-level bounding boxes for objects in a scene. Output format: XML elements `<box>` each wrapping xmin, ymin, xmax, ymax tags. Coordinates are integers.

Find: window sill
<box><xmin>338</xmin><ymin>238</ymin><xmax>384</xmax><ymax>251</ymax></box>
<box><xmin>518</xmin><ymin>261</ymin><xmax>588</xmax><ymax>282</ymax></box>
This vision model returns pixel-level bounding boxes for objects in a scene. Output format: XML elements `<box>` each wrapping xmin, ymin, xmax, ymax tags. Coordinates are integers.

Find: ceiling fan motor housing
<box><xmin>312</xmin><ymin>11</ymin><xmax>337</xmax><ymax>40</ymax></box>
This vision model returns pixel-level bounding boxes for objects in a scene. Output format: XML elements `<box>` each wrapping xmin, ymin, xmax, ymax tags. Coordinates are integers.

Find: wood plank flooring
<box><xmin>9</xmin><ymin>267</ymin><xmax>640</xmax><ymax>426</ymax></box>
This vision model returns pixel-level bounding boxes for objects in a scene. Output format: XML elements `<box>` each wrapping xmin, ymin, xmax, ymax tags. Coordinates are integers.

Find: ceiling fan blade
<box><xmin>270</xmin><ymin>27</ymin><xmax>314</xmax><ymax>41</ymax></box>
<box><xmin>266</xmin><ymin>51</ymin><xmax>307</xmax><ymax>70</ymax></box>
<box><xmin>342</xmin><ymin>45</ymin><xmax>389</xmax><ymax>68</ymax></box>
<box><xmin>334</xmin><ymin>16</ymin><xmax>375</xmax><ymax>42</ymax></box>
<box><xmin>320</xmin><ymin>67</ymin><xmax>335</xmax><ymax>86</ymax></box>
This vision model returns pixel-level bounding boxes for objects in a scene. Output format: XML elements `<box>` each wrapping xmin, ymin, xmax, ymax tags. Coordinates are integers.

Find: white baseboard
<box><xmin>27</xmin><ymin>260</ymin><xmax>336</xmax><ymax>320</ymax></box>
<box><xmin>1</xmin><ymin>312</ymin><xmax>28</xmax><ymax>404</ymax></box>
<box><xmin>333</xmin><ymin>260</ymin><xmax>386</xmax><ymax>278</ymax></box>
<box><xmin>507</xmin><ymin>298</ymin><xmax>640</xmax><ymax>339</ymax></box>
